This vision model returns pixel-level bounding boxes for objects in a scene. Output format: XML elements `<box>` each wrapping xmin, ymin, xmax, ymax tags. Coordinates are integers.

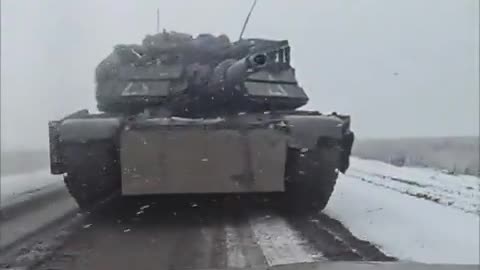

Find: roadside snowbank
<box><xmin>326</xmin><ymin>158</ymin><xmax>480</xmax><ymax>264</ymax></box>
<box><xmin>1</xmin><ymin>170</ymin><xmax>63</xmax><ymax>207</ymax></box>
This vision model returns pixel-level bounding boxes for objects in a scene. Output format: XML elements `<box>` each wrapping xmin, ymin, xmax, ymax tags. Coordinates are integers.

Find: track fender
<box><xmin>49</xmin><ymin>117</ymin><xmax>122</xmax><ymax>174</ymax></box>
<box><xmin>58</xmin><ymin>118</ymin><xmax>122</xmax><ymax>143</ymax></box>
<box><xmin>284</xmin><ymin>115</ymin><xmax>345</xmax><ymax>149</ymax></box>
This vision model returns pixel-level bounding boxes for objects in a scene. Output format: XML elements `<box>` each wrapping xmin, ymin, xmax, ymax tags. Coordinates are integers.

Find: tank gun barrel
<box><xmin>223</xmin><ymin>53</ymin><xmax>267</xmax><ymax>86</ymax></box>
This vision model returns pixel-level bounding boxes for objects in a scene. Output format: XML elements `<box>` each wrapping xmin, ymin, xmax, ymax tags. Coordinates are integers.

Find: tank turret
<box><xmin>94</xmin><ymin>31</ymin><xmax>308</xmax><ymax>116</ymax></box>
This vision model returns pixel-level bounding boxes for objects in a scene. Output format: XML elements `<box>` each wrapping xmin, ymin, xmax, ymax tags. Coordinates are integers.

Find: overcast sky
<box><xmin>1</xmin><ymin>0</ymin><xmax>479</xmax><ymax>150</ymax></box>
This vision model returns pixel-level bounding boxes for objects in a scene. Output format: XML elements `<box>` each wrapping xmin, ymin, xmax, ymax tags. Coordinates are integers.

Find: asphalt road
<box><xmin>1</xmin><ymin>186</ymin><xmax>476</xmax><ymax>270</ymax></box>
<box><xmin>29</xmin><ymin>194</ymin><xmax>393</xmax><ymax>270</ymax></box>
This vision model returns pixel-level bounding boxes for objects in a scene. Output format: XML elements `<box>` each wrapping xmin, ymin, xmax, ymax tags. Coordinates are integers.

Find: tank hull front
<box><xmin>120</xmin><ymin>118</ymin><xmax>288</xmax><ymax>195</ymax></box>
<box><xmin>49</xmin><ymin>111</ymin><xmax>353</xmax><ymax>210</ymax></box>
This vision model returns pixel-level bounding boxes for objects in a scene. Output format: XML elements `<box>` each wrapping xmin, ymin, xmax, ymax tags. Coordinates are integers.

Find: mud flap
<box><xmin>120</xmin><ymin>126</ymin><xmax>288</xmax><ymax>195</ymax></box>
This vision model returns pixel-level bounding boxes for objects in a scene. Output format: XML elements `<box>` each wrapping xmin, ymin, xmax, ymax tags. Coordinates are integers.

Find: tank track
<box><xmin>61</xmin><ymin>135</ymin><xmax>343</xmax><ymax>212</ymax></box>
<box><xmin>283</xmin><ymin>138</ymin><xmax>342</xmax><ymax>211</ymax></box>
<box><xmin>62</xmin><ymin>141</ymin><xmax>120</xmax><ymax>210</ymax></box>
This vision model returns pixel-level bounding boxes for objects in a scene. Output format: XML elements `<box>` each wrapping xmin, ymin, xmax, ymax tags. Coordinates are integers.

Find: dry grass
<box><xmin>353</xmin><ymin>136</ymin><xmax>479</xmax><ymax>176</ymax></box>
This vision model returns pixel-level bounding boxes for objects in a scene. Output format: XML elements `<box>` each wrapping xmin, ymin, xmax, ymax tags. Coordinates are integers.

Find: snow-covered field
<box><xmin>347</xmin><ymin>157</ymin><xmax>479</xmax><ymax>214</ymax></box>
<box><xmin>326</xmin><ymin>157</ymin><xmax>479</xmax><ymax>265</ymax></box>
<box><xmin>0</xmin><ymin>170</ymin><xmax>63</xmax><ymax>208</ymax></box>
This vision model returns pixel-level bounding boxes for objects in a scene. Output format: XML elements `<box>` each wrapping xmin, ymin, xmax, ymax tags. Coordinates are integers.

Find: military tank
<box><xmin>48</xmin><ymin>31</ymin><xmax>354</xmax><ymax>210</ymax></box>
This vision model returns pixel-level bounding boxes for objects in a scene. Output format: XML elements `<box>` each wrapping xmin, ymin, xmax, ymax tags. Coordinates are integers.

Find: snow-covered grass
<box><xmin>348</xmin><ymin>157</ymin><xmax>479</xmax><ymax>214</ymax></box>
<box><xmin>326</xmin><ymin>158</ymin><xmax>480</xmax><ymax>264</ymax></box>
<box><xmin>0</xmin><ymin>170</ymin><xmax>63</xmax><ymax>207</ymax></box>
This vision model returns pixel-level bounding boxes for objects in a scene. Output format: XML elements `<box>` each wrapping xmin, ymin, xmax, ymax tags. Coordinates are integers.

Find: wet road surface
<box><xmin>33</xmin><ymin>194</ymin><xmax>394</xmax><ymax>270</ymax></box>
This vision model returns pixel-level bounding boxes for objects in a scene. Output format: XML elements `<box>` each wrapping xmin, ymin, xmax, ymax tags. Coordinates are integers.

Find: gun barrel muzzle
<box><xmin>248</xmin><ymin>53</ymin><xmax>267</xmax><ymax>67</ymax></box>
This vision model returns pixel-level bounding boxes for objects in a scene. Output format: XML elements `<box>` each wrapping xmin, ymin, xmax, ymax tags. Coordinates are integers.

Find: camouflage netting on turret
<box><xmin>95</xmin><ymin>30</ymin><xmax>308</xmax><ymax>115</ymax></box>
<box><xmin>95</xmin><ymin>31</ymin><xmax>247</xmax><ymax>113</ymax></box>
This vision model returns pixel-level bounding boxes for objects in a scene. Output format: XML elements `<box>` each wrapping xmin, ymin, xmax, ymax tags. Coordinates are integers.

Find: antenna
<box><xmin>156</xmin><ymin>8</ymin><xmax>160</xmax><ymax>33</ymax></box>
<box><xmin>238</xmin><ymin>0</ymin><xmax>258</xmax><ymax>40</ymax></box>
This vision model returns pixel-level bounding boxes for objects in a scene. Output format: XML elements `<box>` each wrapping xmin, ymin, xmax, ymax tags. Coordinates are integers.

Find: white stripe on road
<box><xmin>249</xmin><ymin>215</ymin><xmax>323</xmax><ymax>266</ymax></box>
<box><xmin>225</xmin><ymin>225</ymin><xmax>248</xmax><ymax>268</ymax></box>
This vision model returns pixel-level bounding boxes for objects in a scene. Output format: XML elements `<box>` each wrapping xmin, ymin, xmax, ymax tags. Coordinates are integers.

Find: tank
<box><xmin>48</xmin><ymin>31</ymin><xmax>355</xmax><ymax>210</ymax></box>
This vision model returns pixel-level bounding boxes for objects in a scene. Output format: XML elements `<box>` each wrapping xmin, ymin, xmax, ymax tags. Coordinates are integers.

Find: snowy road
<box><xmin>1</xmin><ymin>157</ymin><xmax>478</xmax><ymax>269</ymax></box>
